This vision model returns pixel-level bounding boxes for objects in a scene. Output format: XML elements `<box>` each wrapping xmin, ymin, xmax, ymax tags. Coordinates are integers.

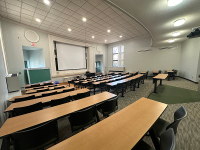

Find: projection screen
<box><xmin>56</xmin><ymin>42</ymin><xmax>86</xmax><ymax>70</ymax></box>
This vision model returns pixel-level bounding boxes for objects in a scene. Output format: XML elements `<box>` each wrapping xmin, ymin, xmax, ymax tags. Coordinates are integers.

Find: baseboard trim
<box><xmin>178</xmin><ymin>76</ymin><xmax>198</xmax><ymax>84</ymax></box>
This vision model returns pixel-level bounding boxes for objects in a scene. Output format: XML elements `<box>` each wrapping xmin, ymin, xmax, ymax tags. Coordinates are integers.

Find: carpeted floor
<box><xmin>48</xmin><ymin>77</ymin><xmax>200</xmax><ymax>150</ymax></box>
<box><xmin>149</xmin><ymin>84</ymin><xmax>200</xmax><ymax>104</ymax></box>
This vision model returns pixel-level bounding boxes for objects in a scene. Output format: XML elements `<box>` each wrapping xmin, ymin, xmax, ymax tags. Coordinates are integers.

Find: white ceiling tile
<box><xmin>44</xmin><ymin>17</ymin><xmax>55</xmax><ymax>22</ymax></box>
<box><xmin>109</xmin><ymin>12</ymin><xmax>119</xmax><ymax>19</ymax></box>
<box><xmin>7</xmin><ymin>13</ymin><xmax>20</xmax><ymax>20</ymax></box>
<box><xmin>0</xmin><ymin>1</ymin><xmax>6</xmax><ymax>7</ymax></box>
<box><xmin>0</xmin><ymin>6</ymin><xmax>6</xmax><ymax>12</ymax></box>
<box><xmin>90</xmin><ymin>7</ymin><xmax>100</xmax><ymax>15</ymax></box>
<box><xmin>37</xmin><ymin>3</ymin><xmax>50</xmax><ymax>12</ymax></box>
<box><xmin>21</xmin><ymin>13</ymin><xmax>33</xmax><ymax>20</ymax></box>
<box><xmin>0</xmin><ymin>11</ymin><xmax>7</xmax><ymax>17</ymax></box>
<box><xmin>82</xmin><ymin>2</ymin><xmax>94</xmax><ymax>11</ymax></box>
<box><xmin>71</xmin><ymin>0</ymin><xmax>86</xmax><ymax>7</ymax></box>
<box><xmin>67</xmin><ymin>2</ymin><xmax>80</xmax><ymax>11</ymax></box>
<box><xmin>34</xmin><ymin>13</ymin><xmax>46</xmax><ymax>19</ymax></box>
<box><xmin>55</xmin><ymin>0</ymin><xmax>70</xmax><ymax>7</ymax></box>
<box><xmin>68</xmin><ymin>16</ymin><xmax>78</xmax><ymax>22</ymax></box>
<box><xmin>64</xmin><ymin>19</ymin><xmax>74</xmax><ymax>25</ymax></box>
<box><xmin>21</xmin><ymin>8</ymin><xmax>34</xmax><ymax>16</ymax></box>
<box><xmin>35</xmin><ymin>8</ymin><xmax>48</xmax><ymax>16</ymax></box>
<box><xmin>42</xmin><ymin>20</ymin><xmax>52</xmax><ymax>25</ymax></box>
<box><xmin>84</xmin><ymin>12</ymin><xmax>94</xmax><ymax>19</ymax></box>
<box><xmin>104</xmin><ymin>7</ymin><xmax>115</xmax><ymax>15</ymax></box>
<box><xmin>55</xmin><ymin>16</ymin><xmax>66</xmax><ymax>22</ymax></box>
<box><xmin>47</xmin><ymin>13</ymin><xmax>58</xmax><ymax>19</ymax></box>
<box><xmin>59</xmin><ymin>12</ymin><xmax>70</xmax><ymax>19</ymax></box>
<box><xmin>21</xmin><ymin>17</ymin><xmax>32</xmax><ymax>23</ymax></box>
<box><xmin>6</xmin><ymin>3</ymin><xmax>20</xmax><ymax>12</ymax></box>
<box><xmin>49</xmin><ymin>8</ymin><xmax>61</xmax><ymax>16</ymax></box>
<box><xmin>5</xmin><ymin>0</ymin><xmax>21</xmax><ymax>7</ymax></box>
<box><xmin>63</xmin><ymin>7</ymin><xmax>74</xmax><ymax>15</ymax></box>
<box><xmin>77</xmin><ymin>8</ymin><xmax>87</xmax><ymax>16</ymax></box>
<box><xmin>22</xmin><ymin>0</ymin><xmax>37</xmax><ymax>7</ymax></box>
<box><xmin>96</xmin><ymin>2</ymin><xmax>108</xmax><ymax>11</ymax></box>
<box><xmin>7</xmin><ymin>9</ymin><xmax>20</xmax><ymax>16</ymax></box>
<box><xmin>98</xmin><ymin>12</ymin><xmax>107</xmax><ymax>20</ymax></box>
<box><xmin>52</xmin><ymin>2</ymin><xmax>65</xmax><ymax>11</ymax></box>
<box><xmin>22</xmin><ymin>3</ymin><xmax>35</xmax><ymax>12</ymax></box>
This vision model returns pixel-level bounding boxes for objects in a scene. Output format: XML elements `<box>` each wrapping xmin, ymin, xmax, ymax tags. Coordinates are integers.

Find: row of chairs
<box><xmin>9</xmin><ymin>96</ymin><xmax>119</xmax><ymax>150</ymax></box>
<box><xmin>27</xmin><ymin>86</ymin><xmax>66</xmax><ymax>94</ymax></box>
<box><xmin>14</xmin><ymin>88</ymin><xmax>75</xmax><ymax>103</ymax></box>
<box><xmin>25</xmin><ymin>82</ymin><xmax>54</xmax><ymax>88</ymax></box>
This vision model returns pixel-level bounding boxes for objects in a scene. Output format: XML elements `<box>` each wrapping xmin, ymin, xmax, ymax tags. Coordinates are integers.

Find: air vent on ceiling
<box><xmin>158</xmin><ymin>46</ymin><xmax>178</xmax><ymax>50</ymax></box>
<box><xmin>138</xmin><ymin>49</ymin><xmax>151</xmax><ymax>52</ymax></box>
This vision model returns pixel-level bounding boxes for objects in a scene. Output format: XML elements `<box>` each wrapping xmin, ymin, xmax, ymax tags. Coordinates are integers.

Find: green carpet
<box><xmin>149</xmin><ymin>85</ymin><xmax>200</xmax><ymax>104</ymax></box>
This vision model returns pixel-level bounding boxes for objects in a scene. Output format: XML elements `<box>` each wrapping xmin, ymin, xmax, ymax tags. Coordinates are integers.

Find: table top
<box><xmin>5</xmin><ymin>89</ymin><xmax>90</xmax><ymax>112</ymax></box>
<box><xmin>9</xmin><ymin>87</ymin><xmax>75</xmax><ymax>102</ymax></box>
<box><xmin>153</xmin><ymin>74</ymin><xmax>168</xmax><ymax>79</ymax></box>
<box><xmin>0</xmin><ymin>92</ymin><xmax>116</xmax><ymax>138</ymax></box>
<box><xmin>153</xmin><ymin>71</ymin><xmax>159</xmax><ymax>73</ymax></box>
<box><xmin>47</xmin><ymin>97</ymin><xmax>167</xmax><ymax>150</ymax></box>
<box><xmin>166</xmin><ymin>70</ymin><xmax>174</xmax><ymax>73</ymax></box>
<box><xmin>140</xmin><ymin>71</ymin><xmax>147</xmax><ymax>74</ymax></box>
<box><xmin>132</xmin><ymin>71</ymin><xmax>137</xmax><ymax>74</ymax></box>
<box><xmin>23</xmin><ymin>82</ymin><xmax>54</xmax><ymax>88</ymax></box>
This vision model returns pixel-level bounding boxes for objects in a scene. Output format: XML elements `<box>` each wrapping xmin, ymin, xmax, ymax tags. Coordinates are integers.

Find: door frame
<box><xmin>95</xmin><ymin>54</ymin><xmax>103</xmax><ymax>73</ymax></box>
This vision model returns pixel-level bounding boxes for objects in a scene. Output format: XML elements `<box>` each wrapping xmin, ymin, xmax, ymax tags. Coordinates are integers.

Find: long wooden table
<box><xmin>0</xmin><ymin>92</ymin><xmax>116</xmax><ymax>139</ymax></box>
<box><xmin>5</xmin><ymin>89</ymin><xmax>90</xmax><ymax>112</ymax></box>
<box><xmin>9</xmin><ymin>87</ymin><xmax>75</xmax><ymax>102</ymax></box>
<box><xmin>153</xmin><ymin>74</ymin><xmax>168</xmax><ymax>93</ymax></box>
<box><xmin>47</xmin><ymin>97</ymin><xmax>167</xmax><ymax>150</ymax></box>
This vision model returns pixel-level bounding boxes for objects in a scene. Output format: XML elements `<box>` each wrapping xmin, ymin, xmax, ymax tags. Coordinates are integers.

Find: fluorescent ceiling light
<box><xmin>35</xmin><ymin>18</ymin><xmax>41</xmax><ymax>22</ymax></box>
<box><xmin>68</xmin><ymin>28</ymin><xmax>71</xmax><ymax>32</ymax></box>
<box><xmin>172</xmin><ymin>32</ymin><xmax>180</xmax><ymax>36</ymax></box>
<box><xmin>174</xmin><ymin>19</ymin><xmax>185</xmax><ymax>26</ymax></box>
<box><xmin>92</xmin><ymin>36</ymin><xmax>94</xmax><ymax>38</ymax></box>
<box><xmin>82</xmin><ymin>17</ymin><xmax>87</xmax><ymax>22</ymax></box>
<box><xmin>168</xmin><ymin>39</ymin><xmax>175</xmax><ymax>43</ymax></box>
<box><xmin>105</xmin><ymin>40</ymin><xmax>107</xmax><ymax>42</ymax></box>
<box><xmin>44</xmin><ymin>0</ymin><xmax>50</xmax><ymax>5</ymax></box>
<box><xmin>107</xmin><ymin>30</ymin><xmax>111</xmax><ymax>33</ymax></box>
<box><xmin>120</xmin><ymin>35</ymin><xmax>122</xmax><ymax>38</ymax></box>
<box><xmin>168</xmin><ymin>0</ymin><xmax>183</xmax><ymax>6</ymax></box>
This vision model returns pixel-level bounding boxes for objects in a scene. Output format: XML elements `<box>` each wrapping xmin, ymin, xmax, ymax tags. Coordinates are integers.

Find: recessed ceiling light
<box><xmin>92</xmin><ymin>36</ymin><xmax>94</xmax><ymax>38</ymax></box>
<box><xmin>35</xmin><ymin>18</ymin><xmax>41</xmax><ymax>22</ymax></box>
<box><xmin>68</xmin><ymin>28</ymin><xmax>71</xmax><ymax>32</ymax></box>
<box><xmin>82</xmin><ymin>17</ymin><xmax>87</xmax><ymax>22</ymax></box>
<box><xmin>105</xmin><ymin>40</ymin><xmax>107</xmax><ymax>42</ymax></box>
<box><xmin>174</xmin><ymin>19</ymin><xmax>185</xmax><ymax>26</ymax></box>
<box><xmin>168</xmin><ymin>0</ymin><xmax>183</xmax><ymax>6</ymax></box>
<box><xmin>172</xmin><ymin>32</ymin><xmax>180</xmax><ymax>36</ymax></box>
<box><xmin>120</xmin><ymin>35</ymin><xmax>122</xmax><ymax>38</ymax></box>
<box><xmin>168</xmin><ymin>39</ymin><xmax>175</xmax><ymax>43</ymax></box>
<box><xmin>44</xmin><ymin>0</ymin><xmax>50</xmax><ymax>5</ymax></box>
<box><xmin>107</xmin><ymin>30</ymin><xmax>111</xmax><ymax>33</ymax></box>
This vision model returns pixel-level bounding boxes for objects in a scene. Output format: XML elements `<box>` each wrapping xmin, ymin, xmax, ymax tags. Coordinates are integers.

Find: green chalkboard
<box><xmin>27</xmin><ymin>68</ymin><xmax>51</xmax><ymax>84</ymax></box>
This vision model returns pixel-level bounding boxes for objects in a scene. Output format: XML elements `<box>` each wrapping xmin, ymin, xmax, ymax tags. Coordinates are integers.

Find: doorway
<box><xmin>95</xmin><ymin>54</ymin><xmax>103</xmax><ymax>73</ymax></box>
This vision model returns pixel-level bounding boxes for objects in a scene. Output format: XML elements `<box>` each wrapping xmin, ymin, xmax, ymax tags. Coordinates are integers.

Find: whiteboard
<box><xmin>56</xmin><ymin>43</ymin><xmax>86</xmax><ymax>70</ymax></box>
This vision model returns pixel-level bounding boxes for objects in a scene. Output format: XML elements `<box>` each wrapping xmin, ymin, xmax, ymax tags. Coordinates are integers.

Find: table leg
<box><xmin>133</xmin><ymin>83</ymin><xmax>135</xmax><ymax>91</ymax></box>
<box><xmin>149</xmin><ymin>128</ymin><xmax>160</xmax><ymax>150</ymax></box>
<box><xmin>142</xmin><ymin>76</ymin><xmax>144</xmax><ymax>84</ymax></box>
<box><xmin>154</xmin><ymin>79</ymin><xmax>157</xmax><ymax>93</ymax></box>
<box><xmin>95</xmin><ymin>106</ymin><xmax>100</xmax><ymax>122</ymax></box>
<box><xmin>121</xmin><ymin>88</ymin><xmax>124</xmax><ymax>97</ymax></box>
<box><xmin>160</xmin><ymin>79</ymin><xmax>162</xmax><ymax>85</ymax></box>
<box><xmin>3</xmin><ymin>136</ymin><xmax>10</xmax><ymax>150</ymax></box>
<box><xmin>137</xmin><ymin>78</ymin><xmax>140</xmax><ymax>88</ymax></box>
<box><xmin>93</xmin><ymin>86</ymin><xmax>96</xmax><ymax>95</ymax></box>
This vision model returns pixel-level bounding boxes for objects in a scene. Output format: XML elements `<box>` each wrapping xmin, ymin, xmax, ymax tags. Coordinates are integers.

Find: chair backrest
<box><xmin>51</xmin><ymin>96</ymin><xmax>71</xmax><ymax>107</ymax></box>
<box><xmin>13</xmin><ymin>102</ymin><xmax>43</xmax><ymax>116</ymax></box>
<box><xmin>54</xmin><ymin>86</ymin><xmax>65</xmax><ymax>90</ymax></box>
<box><xmin>160</xmin><ymin>128</ymin><xmax>175</xmax><ymax>150</ymax></box>
<box><xmin>37</xmin><ymin>89</ymin><xmax>49</xmax><ymax>92</ymax></box>
<box><xmin>159</xmin><ymin>70</ymin><xmax>162</xmax><ymax>73</ymax></box>
<box><xmin>166</xmin><ymin>106</ymin><xmax>187</xmax><ymax>134</ymax></box>
<box><xmin>116</xmin><ymin>83</ymin><xmax>123</xmax><ymax>90</ymax></box>
<box><xmin>69</xmin><ymin>106</ymin><xmax>96</xmax><ymax>130</ymax></box>
<box><xmin>102</xmin><ymin>96</ymin><xmax>118</xmax><ymax>114</ymax></box>
<box><xmin>73</xmin><ymin>93</ymin><xmax>85</xmax><ymax>100</ymax></box>
<box><xmin>14</xmin><ymin>95</ymin><xmax>36</xmax><ymax>103</ymax></box>
<box><xmin>43</xmin><ymin>82</ymin><xmax>53</xmax><ymax>86</ymax></box>
<box><xmin>10</xmin><ymin>119</ymin><xmax>58</xmax><ymax>150</ymax></box>
<box><xmin>62</xmin><ymin>88</ymin><xmax>75</xmax><ymax>93</ymax></box>
<box><xmin>31</xmin><ymin>84</ymin><xmax>40</xmax><ymax>87</ymax></box>
<box><xmin>33</xmin><ymin>86</ymin><xmax>43</xmax><ymax>89</ymax></box>
<box><xmin>82</xmin><ymin>91</ymin><xmax>90</xmax><ymax>98</ymax></box>
<box><xmin>42</xmin><ymin>91</ymin><xmax>57</xmax><ymax>97</ymax></box>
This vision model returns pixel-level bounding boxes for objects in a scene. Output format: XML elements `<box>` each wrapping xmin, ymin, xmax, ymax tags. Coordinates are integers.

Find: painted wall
<box><xmin>179</xmin><ymin>37</ymin><xmax>200</xmax><ymax>82</ymax></box>
<box><xmin>28</xmin><ymin>50</ymin><xmax>46</xmax><ymax>68</ymax></box>
<box><xmin>107</xmin><ymin>36</ymin><xmax>181</xmax><ymax>76</ymax></box>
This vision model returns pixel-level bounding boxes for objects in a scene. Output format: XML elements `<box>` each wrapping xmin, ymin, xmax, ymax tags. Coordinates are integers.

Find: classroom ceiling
<box><xmin>0</xmin><ymin>0</ymin><xmax>150</xmax><ymax>44</ymax></box>
<box><xmin>106</xmin><ymin>0</ymin><xmax>200</xmax><ymax>46</ymax></box>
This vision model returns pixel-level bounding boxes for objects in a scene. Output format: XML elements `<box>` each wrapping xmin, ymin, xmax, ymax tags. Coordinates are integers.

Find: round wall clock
<box><xmin>25</xmin><ymin>30</ymin><xmax>40</xmax><ymax>43</ymax></box>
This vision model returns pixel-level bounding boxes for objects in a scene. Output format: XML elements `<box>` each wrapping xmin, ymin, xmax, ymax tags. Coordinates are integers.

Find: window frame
<box><xmin>112</xmin><ymin>45</ymin><xmax>124</xmax><ymax>67</ymax></box>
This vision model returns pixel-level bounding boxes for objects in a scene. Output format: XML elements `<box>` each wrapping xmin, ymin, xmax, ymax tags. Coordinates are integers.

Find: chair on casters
<box><xmin>97</xmin><ymin>96</ymin><xmax>118</xmax><ymax>118</ymax></box>
<box><xmin>10</xmin><ymin>119</ymin><xmax>59</xmax><ymax>150</ymax></box>
<box><xmin>68</xmin><ymin>106</ymin><xmax>98</xmax><ymax>132</ymax></box>
<box><xmin>152</xmin><ymin>106</ymin><xmax>187</xmax><ymax>137</ymax></box>
<box><xmin>132</xmin><ymin>128</ymin><xmax>175</xmax><ymax>150</ymax></box>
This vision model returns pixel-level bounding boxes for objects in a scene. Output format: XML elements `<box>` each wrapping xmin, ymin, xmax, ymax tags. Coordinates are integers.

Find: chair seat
<box><xmin>97</xmin><ymin>107</ymin><xmax>117</xmax><ymax>116</ymax></box>
<box><xmin>132</xmin><ymin>140</ymin><xmax>155</xmax><ymax>150</ymax></box>
<box><xmin>152</xmin><ymin>118</ymin><xmax>170</xmax><ymax>137</ymax></box>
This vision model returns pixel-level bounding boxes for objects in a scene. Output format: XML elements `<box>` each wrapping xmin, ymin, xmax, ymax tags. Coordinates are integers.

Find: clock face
<box><xmin>97</xmin><ymin>45</ymin><xmax>102</xmax><ymax>52</ymax></box>
<box><xmin>25</xmin><ymin>30</ymin><xmax>40</xmax><ymax>43</ymax></box>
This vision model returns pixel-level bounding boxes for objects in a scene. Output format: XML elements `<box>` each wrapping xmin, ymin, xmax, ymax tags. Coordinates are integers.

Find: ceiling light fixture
<box><xmin>168</xmin><ymin>39</ymin><xmax>175</xmax><ymax>43</ymax></box>
<box><xmin>68</xmin><ymin>28</ymin><xmax>71</xmax><ymax>32</ymax></box>
<box><xmin>174</xmin><ymin>18</ymin><xmax>185</xmax><ymax>26</ymax></box>
<box><xmin>107</xmin><ymin>30</ymin><xmax>111</xmax><ymax>33</ymax></box>
<box><xmin>120</xmin><ymin>35</ymin><xmax>122</xmax><ymax>38</ymax></box>
<box><xmin>105</xmin><ymin>40</ymin><xmax>107</xmax><ymax>42</ymax></box>
<box><xmin>44</xmin><ymin>0</ymin><xmax>50</xmax><ymax>5</ymax></box>
<box><xmin>35</xmin><ymin>18</ymin><xmax>41</xmax><ymax>22</ymax></box>
<box><xmin>172</xmin><ymin>32</ymin><xmax>180</xmax><ymax>36</ymax></box>
<box><xmin>168</xmin><ymin>0</ymin><xmax>183</xmax><ymax>6</ymax></box>
<box><xmin>92</xmin><ymin>36</ymin><xmax>94</xmax><ymax>38</ymax></box>
<box><xmin>82</xmin><ymin>17</ymin><xmax>87</xmax><ymax>22</ymax></box>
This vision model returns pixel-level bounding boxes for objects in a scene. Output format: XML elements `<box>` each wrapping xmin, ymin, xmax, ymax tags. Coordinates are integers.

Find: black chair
<box><xmin>97</xmin><ymin>96</ymin><xmax>118</xmax><ymax>118</ymax></box>
<box><xmin>68</xmin><ymin>106</ymin><xmax>97</xmax><ymax>132</ymax></box>
<box><xmin>30</xmin><ymin>84</ymin><xmax>40</xmax><ymax>87</ymax></box>
<box><xmin>122</xmin><ymin>82</ymin><xmax>129</xmax><ymax>92</ymax></box>
<box><xmin>99</xmin><ymin>82</ymin><xmax>107</xmax><ymax>92</ymax></box>
<box><xmin>73</xmin><ymin>93</ymin><xmax>85</xmax><ymax>100</ymax></box>
<box><xmin>43</xmin><ymin>82</ymin><xmax>53</xmax><ymax>86</ymax></box>
<box><xmin>116</xmin><ymin>83</ymin><xmax>123</xmax><ymax>95</ymax></box>
<box><xmin>42</xmin><ymin>91</ymin><xmax>57</xmax><ymax>97</ymax></box>
<box><xmin>10</xmin><ymin>119</ymin><xmax>59</xmax><ymax>150</ymax></box>
<box><xmin>37</xmin><ymin>89</ymin><xmax>49</xmax><ymax>92</ymax></box>
<box><xmin>132</xmin><ymin>128</ymin><xmax>175</xmax><ymax>150</ymax></box>
<box><xmin>86</xmin><ymin>81</ymin><xmax>93</xmax><ymax>91</ymax></box>
<box><xmin>33</xmin><ymin>86</ymin><xmax>44</xmax><ymax>89</ymax></box>
<box><xmin>54</xmin><ymin>86</ymin><xmax>65</xmax><ymax>90</ymax></box>
<box><xmin>129</xmin><ymin>79</ymin><xmax>134</xmax><ymax>91</ymax></box>
<box><xmin>159</xmin><ymin>70</ymin><xmax>162</xmax><ymax>74</ymax></box>
<box><xmin>152</xmin><ymin>106</ymin><xmax>187</xmax><ymax>137</ymax></box>
<box><xmin>62</xmin><ymin>88</ymin><xmax>75</xmax><ymax>93</ymax></box>
<box><xmin>13</xmin><ymin>102</ymin><xmax>43</xmax><ymax>116</ymax></box>
<box><xmin>14</xmin><ymin>95</ymin><xmax>36</xmax><ymax>103</ymax></box>
<box><xmin>82</xmin><ymin>91</ymin><xmax>90</xmax><ymax>98</ymax></box>
<box><xmin>50</xmin><ymin>96</ymin><xmax>72</xmax><ymax>107</ymax></box>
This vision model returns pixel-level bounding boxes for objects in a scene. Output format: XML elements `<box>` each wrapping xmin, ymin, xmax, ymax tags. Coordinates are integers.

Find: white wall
<box><xmin>179</xmin><ymin>37</ymin><xmax>200</xmax><ymax>82</ymax></box>
<box><xmin>107</xmin><ymin>36</ymin><xmax>181</xmax><ymax>76</ymax></box>
<box><xmin>28</xmin><ymin>50</ymin><xmax>45</xmax><ymax>68</ymax></box>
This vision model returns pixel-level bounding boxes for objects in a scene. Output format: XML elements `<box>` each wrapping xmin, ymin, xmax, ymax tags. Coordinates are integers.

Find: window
<box><xmin>113</xmin><ymin>45</ymin><xmax>124</xmax><ymax>67</ymax></box>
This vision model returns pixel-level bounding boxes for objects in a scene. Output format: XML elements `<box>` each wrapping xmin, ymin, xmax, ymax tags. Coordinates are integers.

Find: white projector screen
<box><xmin>56</xmin><ymin>42</ymin><xmax>86</xmax><ymax>70</ymax></box>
